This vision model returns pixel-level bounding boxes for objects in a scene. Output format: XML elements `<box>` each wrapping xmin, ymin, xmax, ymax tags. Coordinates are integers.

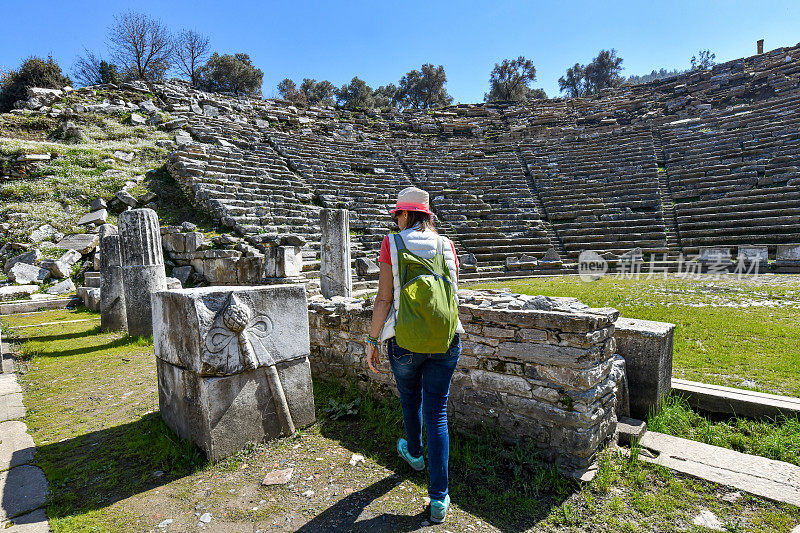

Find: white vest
<box><xmin>378</xmin><ymin>226</ymin><xmax>464</xmax><ymax>343</ymax></box>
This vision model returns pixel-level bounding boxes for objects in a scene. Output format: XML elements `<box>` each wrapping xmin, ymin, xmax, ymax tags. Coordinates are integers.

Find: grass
<box><xmin>648</xmin><ymin>394</ymin><xmax>800</xmax><ymax>466</ymax></box>
<box><xmin>466</xmin><ymin>274</ymin><xmax>800</xmax><ymax>397</ymax></box>
<box><xmin>6</xmin><ymin>309</ymin><xmax>800</xmax><ymax>531</ymax></box>
<box><xmin>0</xmin><ymin>86</ymin><xmax>174</xmax><ymax>244</ymax></box>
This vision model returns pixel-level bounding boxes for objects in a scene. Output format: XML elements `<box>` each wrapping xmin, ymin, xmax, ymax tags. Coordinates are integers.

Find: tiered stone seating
<box><xmin>167</xmin><ymin>143</ymin><xmax>318</xmax><ymax>239</ymax></box>
<box><xmin>520</xmin><ymin>128</ymin><xmax>668</xmax><ymax>257</ymax></box>
<box><xmin>393</xmin><ymin>139</ymin><xmax>554</xmax><ymax>268</ymax></box>
<box><xmin>659</xmin><ymin>93</ymin><xmax>800</xmax><ymax>252</ymax></box>
<box><xmin>267</xmin><ymin>131</ymin><xmax>418</xmax><ymax>255</ymax></box>
<box><xmin>157</xmin><ymin>42</ymin><xmax>800</xmax><ymax>277</ymax></box>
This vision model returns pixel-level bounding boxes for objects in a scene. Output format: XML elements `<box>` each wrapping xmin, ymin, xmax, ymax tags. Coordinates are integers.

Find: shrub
<box><xmin>0</xmin><ymin>55</ymin><xmax>72</xmax><ymax>112</ymax></box>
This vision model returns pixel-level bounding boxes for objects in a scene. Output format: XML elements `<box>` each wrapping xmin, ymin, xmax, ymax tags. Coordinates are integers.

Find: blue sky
<box><xmin>3</xmin><ymin>1</ymin><xmax>799</xmax><ymax>103</ymax></box>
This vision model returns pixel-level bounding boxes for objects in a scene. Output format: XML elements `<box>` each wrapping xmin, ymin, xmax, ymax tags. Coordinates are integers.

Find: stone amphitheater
<box><xmin>156</xmin><ymin>43</ymin><xmax>800</xmax><ymax>288</ymax></box>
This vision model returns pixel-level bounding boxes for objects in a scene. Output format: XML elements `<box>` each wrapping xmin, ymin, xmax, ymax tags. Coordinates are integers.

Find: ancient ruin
<box><xmin>99</xmin><ymin>234</ymin><xmax>127</xmax><ymax>331</ymax></box>
<box><xmin>152</xmin><ymin>285</ymin><xmax>315</xmax><ymax>460</ymax></box>
<box><xmin>118</xmin><ymin>209</ymin><xmax>167</xmax><ymax>337</ymax></box>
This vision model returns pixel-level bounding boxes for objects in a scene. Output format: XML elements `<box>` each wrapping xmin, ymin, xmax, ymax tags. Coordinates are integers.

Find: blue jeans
<box><xmin>388</xmin><ymin>333</ymin><xmax>461</xmax><ymax>500</ymax></box>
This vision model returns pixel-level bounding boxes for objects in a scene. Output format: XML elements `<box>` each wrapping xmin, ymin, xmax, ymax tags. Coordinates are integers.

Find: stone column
<box><xmin>100</xmin><ymin>235</ymin><xmax>127</xmax><ymax>331</ymax></box>
<box><xmin>118</xmin><ymin>209</ymin><xmax>167</xmax><ymax>337</ymax></box>
<box><xmin>319</xmin><ymin>208</ymin><xmax>352</xmax><ymax>298</ymax></box>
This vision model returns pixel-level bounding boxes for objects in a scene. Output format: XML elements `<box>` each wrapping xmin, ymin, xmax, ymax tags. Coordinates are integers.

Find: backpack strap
<box><xmin>393</xmin><ymin>233</ymin><xmax>406</xmax><ymax>251</ymax></box>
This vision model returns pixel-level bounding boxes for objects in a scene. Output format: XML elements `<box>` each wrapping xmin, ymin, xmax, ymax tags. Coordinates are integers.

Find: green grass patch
<box><xmin>648</xmin><ymin>395</ymin><xmax>800</xmax><ymax>466</ymax></box>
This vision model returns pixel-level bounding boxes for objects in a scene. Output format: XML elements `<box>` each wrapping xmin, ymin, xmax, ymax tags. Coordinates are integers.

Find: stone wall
<box><xmin>308</xmin><ymin>289</ymin><xmax>620</xmax><ymax>473</ymax></box>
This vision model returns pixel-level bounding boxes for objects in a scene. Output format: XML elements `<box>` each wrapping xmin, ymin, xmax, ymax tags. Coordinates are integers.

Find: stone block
<box><xmin>56</xmin><ymin>234</ymin><xmax>99</xmax><ymax>254</ymax></box>
<box><xmin>152</xmin><ymin>284</ymin><xmax>310</xmax><ymax>375</ymax></box>
<box><xmin>698</xmin><ymin>246</ymin><xmax>732</xmax><ymax>265</ymax></box>
<box><xmin>4</xmin><ymin>250</ymin><xmax>42</xmax><ymax>274</ymax></box>
<box><xmin>153</xmin><ymin>284</ymin><xmax>314</xmax><ymax>461</ymax></box>
<box><xmin>78</xmin><ymin>209</ymin><xmax>108</xmax><ymax>226</ymax></box>
<box><xmin>46</xmin><ymin>278</ymin><xmax>75</xmax><ymax>295</ymax></box>
<box><xmin>157</xmin><ymin>357</ymin><xmax>315</xmax><ymax>461</ymax></box>
<box><xmin>775</xmin><ymin>243</ymin><xmax>800</xmax><ymax>268</ymax></box>
<box><xmin>172</xmin><ymin>265</ymin><xmax>193</xmax><ymax>285</ymax></box>
<box><xmin>355</xmin><ymin>257</ymin><xmax>380</xmax><ymax>277</ymax></box>
<box><xmin>276</xmin><ymin>246</ymin><xmax>302</xmax><ymax>278</ymax></box>
<box><xmin>613</xmin><ymin>317</ymin><xmax>675</xmax><ymax>419</ymax></box>
<box><xmin>736</xmin><ymin>245</ymin><xmax>768</xmax><ymax>268</ymax></box>
<box><xmin>9</xmin><ymin>263</ymin><xmax>50</xmax><ymax>284</ymax></box>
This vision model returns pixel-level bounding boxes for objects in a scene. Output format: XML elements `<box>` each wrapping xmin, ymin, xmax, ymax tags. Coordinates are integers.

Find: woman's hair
<box><xmin>402</xmin><ymin>210</ymin><xmax>437</xmax><ymax>233</ymax></box>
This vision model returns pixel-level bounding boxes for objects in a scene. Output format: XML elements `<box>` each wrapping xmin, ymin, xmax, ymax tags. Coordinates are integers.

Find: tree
<box><xmin>558</xmin><ymin>49</ymin><xmax>624</xmax><ymax>97</ymax></box>
<box><xmin>0</xmin><ymin>55</ymin><xmax>72</xmax><ymax>112</ymax></box>
<box><xmin>108</xmin><ymin>11</ymin><xmax>173</xmax><ymax>81</ymax></box>
<box><xmin>397</xmin><ymin>64</ymin><xmax>452</xmax><ymax>109</ymax></box>
<box><xmin>72</xmin><ymin>49</ymin><xmax>121</xmax><ymax>87</ymax></box>
<box><xmin>584</xmin><ymin>49</ymin><xmax>624</xmax><ymax>94</ymax></box>
<box><xmin>277</xmin><ymin>78</ymin><xmax>304</xmax><ymax>104</ymax></box>
<box><xmin>175</xmin><ymin>29</ymin><xmax>210</xmax><ymax>86</ymax></box>
<box><xmin>485</xmin><ymin>56</ymin><xmax>539</xmax><ymax>102</ymax></box>
<box><xmin>558</xmin><ymin>63</ymin><xmax>587</xmax><ymax>97</ymax></box>
<box><xmin>197</xmin><ymin>53</ymin><xmax>263</xmax><ymax>96</ymax></box>
<box><xmin>625</xmin><ymin>68</ymin><xmax>683</xmax><ymax>85</ymax></box>
<box><xmin>336</xmin><ymin>77</ymin><xmax>375</xmax><ymax>110</ymax></box>
<box><xmin>300</xmin><ymin>79</ymin><xmax>335</xmax><ymax>106</ymax></box>
<box><xmin>373</xmin><ymin>84</ymin><xmax>399</xmax><ymax>108</ymax></box>
<box><xmin>690</xmin><ymin>50</ymin><xmax>716</xmax><ymax>71</ymax></box>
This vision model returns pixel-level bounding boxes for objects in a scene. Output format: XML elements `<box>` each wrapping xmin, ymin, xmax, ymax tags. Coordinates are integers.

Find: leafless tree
<box><xmin>175</xmin><ymin>29</ymin><xmax>210</xmax><ymax>86</ymax></box>
<box><xmin>108</xmin><ymin>11</ymin><xmax>173</xmax><ymax>81</ymax></box>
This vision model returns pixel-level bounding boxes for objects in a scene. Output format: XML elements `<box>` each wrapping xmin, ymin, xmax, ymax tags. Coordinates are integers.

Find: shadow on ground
<box><xmin>314</xmin><ymin>380</ymin><xmax>575</xmax><ymax>532</ymax></box>
<box><xmin>32</xmin><ymin>412</ymin><xmax>205</xmax><ymax>521</ymax></box>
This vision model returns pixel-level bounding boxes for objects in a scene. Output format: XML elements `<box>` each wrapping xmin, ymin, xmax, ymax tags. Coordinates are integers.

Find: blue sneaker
<box><xmin>430</xmin><ymin>494</ymin><xmax>450</xmax><ymax>523</ymax></box>
<box><xmin>397</xmin><ymin>438</ymin><xmax>425</xmax><ymax>471</ymax></box>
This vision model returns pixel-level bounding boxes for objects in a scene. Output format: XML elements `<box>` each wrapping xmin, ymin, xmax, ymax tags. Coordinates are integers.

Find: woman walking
<box><xmin>365</xmin><ymin>186</ymin><xmax>463</xmax><ymax>523</ymax></box>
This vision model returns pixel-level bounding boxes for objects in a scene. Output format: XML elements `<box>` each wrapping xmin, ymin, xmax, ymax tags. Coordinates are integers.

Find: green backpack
<box><xmin>393</xmin><ymin>233</ymin><xmax>459</xmax><ymax>354</ymax></box>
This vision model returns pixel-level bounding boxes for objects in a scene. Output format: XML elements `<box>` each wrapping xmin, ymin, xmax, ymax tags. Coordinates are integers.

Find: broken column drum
<box><xmin>319</xmin><ymin>208</ymin><xmax>352</xmax><ymax>298</ymax></box>
<box><xmin>99</xmin><ymin>234</ymin><xmax>127</xmax><ymax>331</ymax></box>
<box><xmin>118</xmin><ymin>209</ymin><xmax>167</xmax><ymax>337</ymax></box>
<box><xmin>152</xmin><ymin>284</ymin><xmax>316</xmax><ymax>460</ymax></box>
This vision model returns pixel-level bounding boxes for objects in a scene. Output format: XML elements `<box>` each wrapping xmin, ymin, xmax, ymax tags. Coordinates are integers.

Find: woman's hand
<box><xmin>366</xmin><ymin>343</ymin><xmax>381</xmax><ymax>374</ymax></box>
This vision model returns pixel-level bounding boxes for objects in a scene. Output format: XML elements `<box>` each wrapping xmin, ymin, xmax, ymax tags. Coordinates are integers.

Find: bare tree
<box><xmin>108</xmin><ymin>11</ymin><xmax>173</xmax><ymax>81</ymax></box>
<box><xmin>72</xmin><ymin>49</ymin><xmax>121</xmax><ymax>87</ymax></box>
<box><xmin>175</xmin><ymin>29</ymin><xmax>210</xmax><ymax>86</ymax></box>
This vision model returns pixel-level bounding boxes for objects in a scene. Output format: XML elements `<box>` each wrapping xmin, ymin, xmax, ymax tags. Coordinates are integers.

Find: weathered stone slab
<box><xmin>0</xmin><ymin>420</ymin><xmax>35</xmax><ymax>470</ymax></box>
<box><xmin>737</xmin><ymin>245</ymin><xmax>769</xmax><ymax>268</ymax></box>
<box><xmin>4</xmin><ymin>250</ymin><xmax>42</xmax><ymax>275</ymax></box>
<box><xmin>153</xmin><ymin>285</ymin><xmax>310</xmax><ymax>375</ymax></box>
<box><xmin>0</xmin><ymin>285</ymin><xmax>37</xmax><ymax>302</ymax></box>
<box><xmin>698</xmin><ymin>246</ymin><xmax>732</xmax><ymax>266</ymax></box>
<box><xmin>55</xmin><ymin>234</ymin><xmax>99</xmax><ymax>254</ymax></box>
<box><xmin>8</xmin><ymin>263</ymin><xmax>49</xmax><ymax>285</ymax></box>
<box><xmin>0</xmin><ymin>465</ymin><xmax>48</xmax><ymax>521</ymax></box>
<box><xmin>319</xmin><ymin>208</ymin><xmax>352</xmax><ymax>298</ymax></box>
<box><xmin>614</xmin><ymin>317</ymin><xmax>675</xmax><ymax>419</ymax></box>
<box><xmin>638</xmin><ymin>431</ymin><xmax>800</xmax><ymax>507</ymax></box>
<box><xmin>78</xmin><ymin>209</ymin><xmax>108</xmax><ymax>226</ymax></box>
<box><xmin>616</xmin><ymin>416</ymin><xmax>646</xmax><ymax>446</ymax></box>
<box><xmin>47</xmin><ymin>279</ymin><xmax>76</xmax><ymax>296</ymax></box>
<box><xmin>672</xmin><ymin>378</ymin><xmax>800</xmax><ymax>420</ymax></box>
<box><xmin>775</xmin><ymin>244</ymin><xmax>800</xmax><ymax>271</ymax></box>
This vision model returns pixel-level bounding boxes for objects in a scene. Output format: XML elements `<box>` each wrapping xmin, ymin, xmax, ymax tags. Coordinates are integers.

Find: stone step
<box><xmin>671</xmin><ymin>378</ymin><xmax>800</xmax><ymax>420</ymax></box>
<box><xmin>637</xmin><ymin>430</ymin><xmax>800</xmax><ymax>508</ymax></box>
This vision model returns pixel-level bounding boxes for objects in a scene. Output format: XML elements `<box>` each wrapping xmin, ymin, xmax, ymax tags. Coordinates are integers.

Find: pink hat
<box><xmin>390</xmin><ymin>187</ymin><xmax>433</xmax><ymax>216</ymax></box>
